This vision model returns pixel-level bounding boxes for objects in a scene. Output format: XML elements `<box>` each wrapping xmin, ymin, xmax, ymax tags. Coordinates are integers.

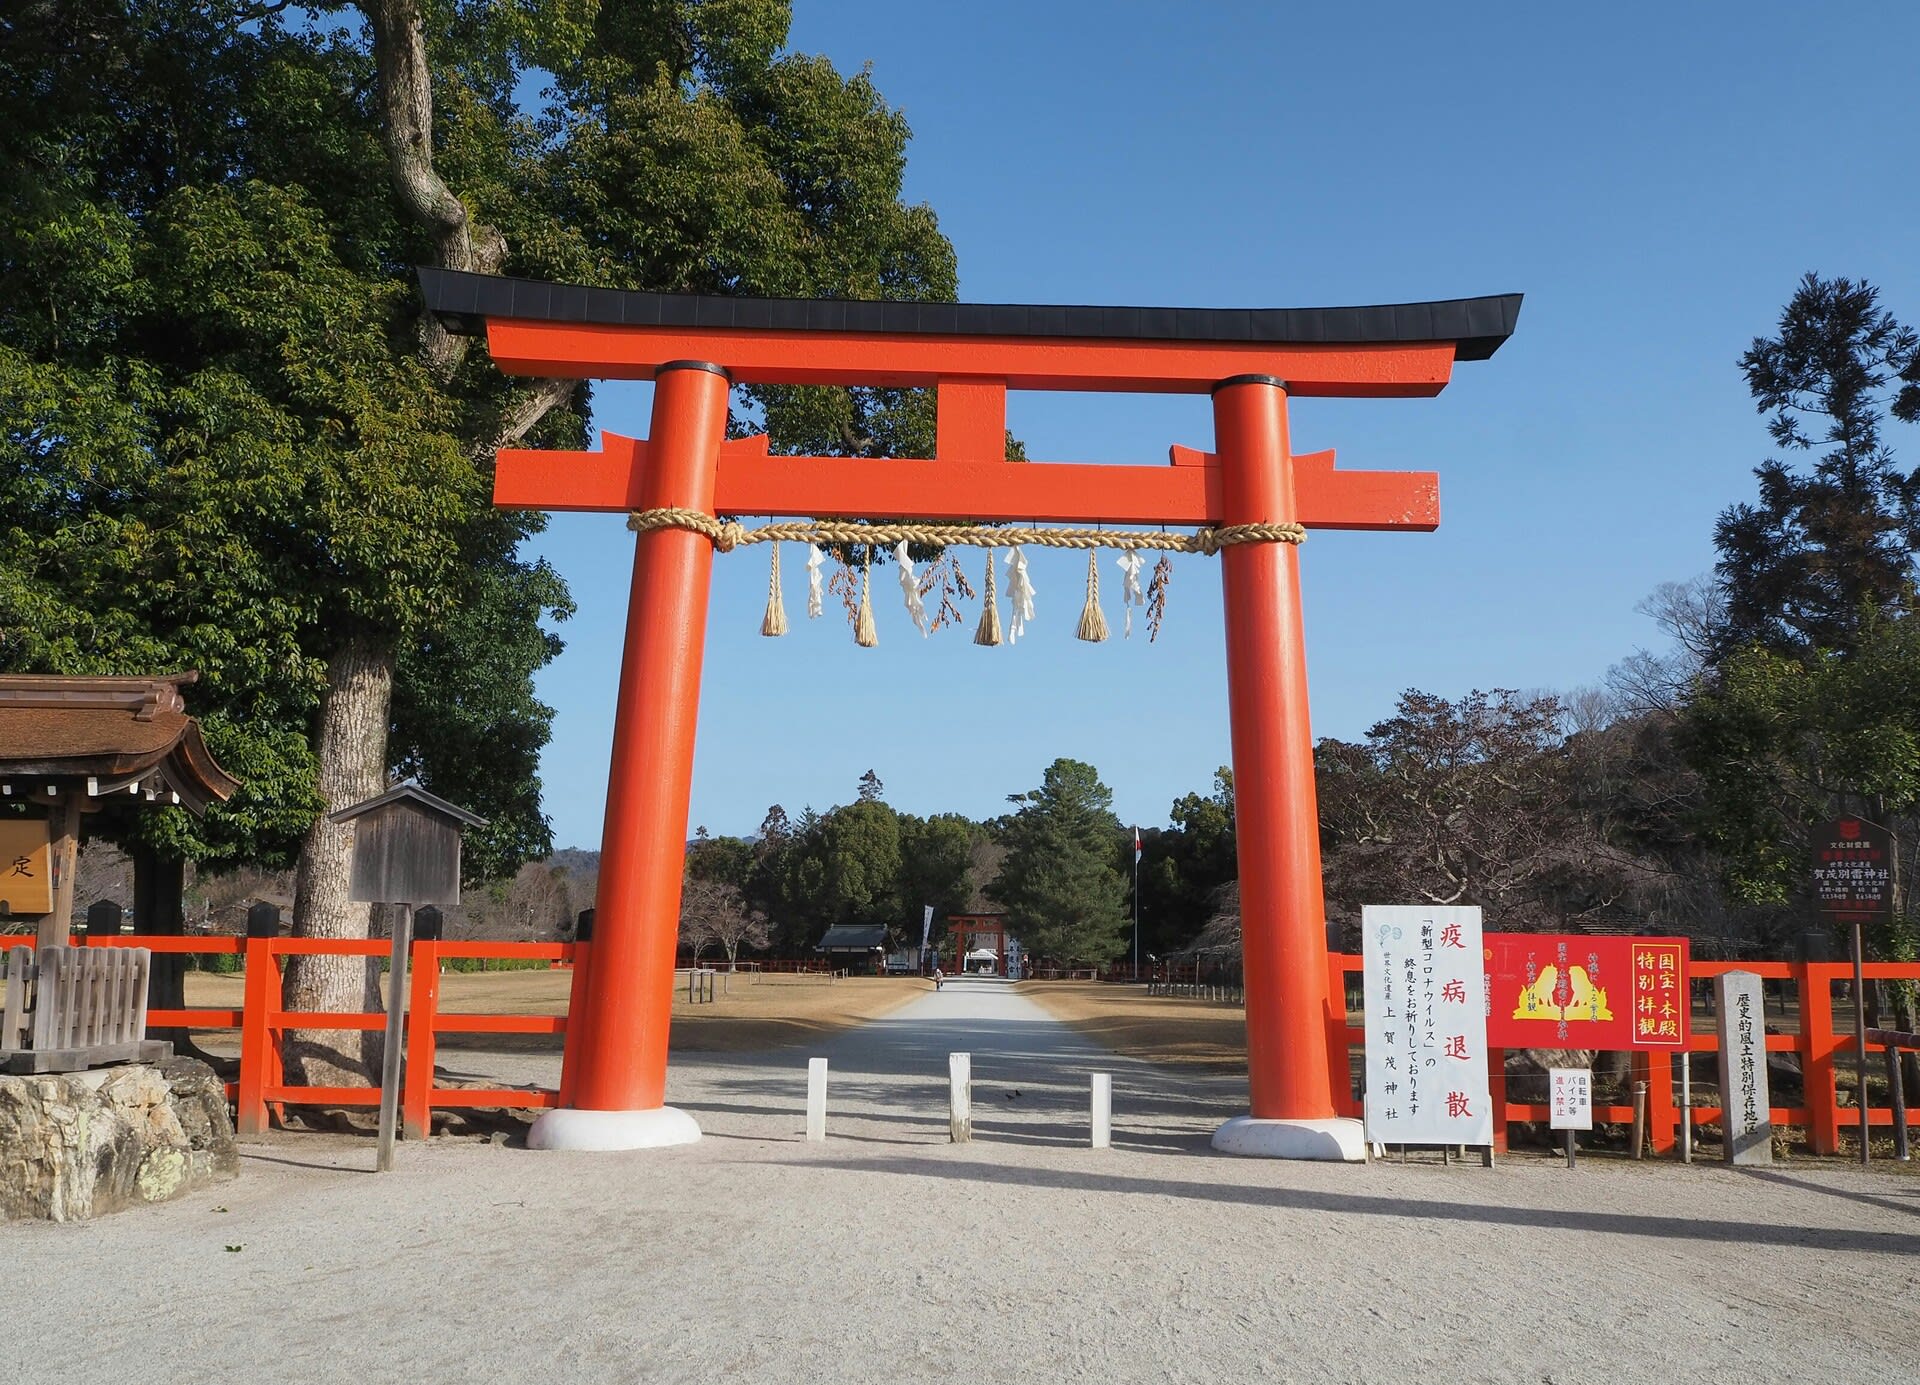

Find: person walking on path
<box><xmin>933</xmin><ymin>966</ymin><xmax>944</xmax><ymax>992</ymax></box>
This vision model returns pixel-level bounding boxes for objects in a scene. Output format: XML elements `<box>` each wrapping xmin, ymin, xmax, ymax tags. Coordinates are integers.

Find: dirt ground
<box><xmin>1021</xmin><ymin>980</ymin><xmax>1250</xmax><ymax>1070</ymax></box>
<box><xmin>14</xmin><ymin>977</ymin><xmax>1920</xmax><ymax>1385</ymax></box>
<box><xmin>182</xmin><ymin>968</ymin><xmax>925</xmax><ymax>1054</ymax></box>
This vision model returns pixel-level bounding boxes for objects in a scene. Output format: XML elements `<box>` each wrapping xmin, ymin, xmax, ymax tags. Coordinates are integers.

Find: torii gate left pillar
<box><xmin>420</xmin><ymin>269</ymin><xmax>1520</xmax><ymax>1157</ymax></box>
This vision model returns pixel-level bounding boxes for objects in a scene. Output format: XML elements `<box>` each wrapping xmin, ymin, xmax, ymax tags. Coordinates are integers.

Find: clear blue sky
<box><xmin>525</xmin><ymin>0</ymin><xmax>1920</xmax><ymax>850</ymax></box>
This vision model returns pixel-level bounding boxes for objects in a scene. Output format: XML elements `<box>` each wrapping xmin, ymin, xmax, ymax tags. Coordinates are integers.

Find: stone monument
<box><xmin>1714</xmin><ymin>970</ymin><xmax>1772</xmax><ymax>1165</ymax></box>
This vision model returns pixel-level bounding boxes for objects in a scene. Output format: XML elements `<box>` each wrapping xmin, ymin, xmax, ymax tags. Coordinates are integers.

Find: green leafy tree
<box><xmin>816</xmin><ymin>800</ymin><xmax>904</xmax><ymax>931</ymax></box>
<box><xmin>992</xmin><ymin>759</ymin><xmax>1128</xmax><ymax>964</ymax></box>
<box><xmin>1</xmin><ymin>0</ymin><xmax>959</xmax><ymax>1078</ymax></box>
<box><xmin>686</xmin><ymin>831</ymin><xmax>756</xmax><ymax>890</ymax></box>
<box><xmin>1684</xmin><ymin>612</ymin><xmax>1920</xmax><ymax>904</ymax></box>
<box><xmin>896</xmin><ymin>812</ymin><xmax>976</xmax><ymax>931</ymax></box>
<box><xmin>1137</xmin><ymin>768</ymin><xmax>1235</xmax><ymax>954</ymax></box>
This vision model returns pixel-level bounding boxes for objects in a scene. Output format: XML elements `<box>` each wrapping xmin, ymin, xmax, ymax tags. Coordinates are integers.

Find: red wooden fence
<box><xmin>1327</xmin><ymin>952</ymin><xmax>1918</xmax><ymax>1155</ymax></box>
<box><xmin>9</xmin><ymin>935</ymin><xmax>1915</xmax><ymax>1156</ymax></box>
<box><xmin>16</xmin><ymin>933</ymin><xmax>586</xmax><ymax>1139</ymax></box>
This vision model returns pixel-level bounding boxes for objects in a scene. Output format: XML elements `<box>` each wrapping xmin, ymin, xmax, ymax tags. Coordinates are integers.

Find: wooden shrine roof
<box><xmin>0</xmin><ymin>674</ymin><xmax>240</xmax><ymax>814</ymax></box>
<box><xmin>419</xmin><ymin>269</ymin><xmax>1523</xmax><ymax>361</ymax></box>
<box><xmin>817</xmin><ymin>925</ymin><xmax>888</xmax><ymax>951</ymax></box>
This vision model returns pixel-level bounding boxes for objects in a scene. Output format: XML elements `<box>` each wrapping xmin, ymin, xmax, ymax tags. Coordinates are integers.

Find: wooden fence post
<box><xmin>1795</xmin><ymin>959</ymin><xmax>1840</xmax><ymax>1155</ymax></box>
<box><xmin>403</xmin><ymin>906</ymin><xmax>443</xmax><ymax>1141</ymax></box>
<box><xmin>235</xmin><ymin>905</ymin><xmax>280</xmax><ymax>1137</ymax></box>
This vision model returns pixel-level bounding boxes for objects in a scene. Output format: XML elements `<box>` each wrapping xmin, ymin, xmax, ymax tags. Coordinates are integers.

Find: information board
<box><xmin>1810</xmin><ymin>816</ymin><xmax>1892</xmax><ymax>922</ymax></box>
<box><xmin>1483</xmin><ymin>934</ymin><xmax>1688</xmax><ymax>1050</ymax></box>
<box><xmin>1548</xmin><ymin>1068</ymin><xmax>1592</xmax><ymax>1131</ymax></box>
<box><xmin>1363</xmin><ymin>905</ymin><xmax>1493</xmax><ymax>1146</ymax></box>
<box><xmin>0</xmin><ymin>816</ymin><xmax>53</xmax><ymax>916</ymax></box>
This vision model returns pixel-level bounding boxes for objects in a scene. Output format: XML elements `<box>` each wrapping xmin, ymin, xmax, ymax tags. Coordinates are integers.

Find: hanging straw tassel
<box><xmin>974</xmin><ymin>546</ymin><xmax>1003</xmax><ymax>646</ymax></box>
<box><xmin>760</xmin><ymin>540</ymin><xmax>789</xmax><ymax>637</ymax></box>
<box><xmin>1076</xmin><ymin>550</ymin><xmax>1110</xmax><ymax>642</ymax></box>
<box><xmin>854</xmin><ymin>551</ymin><xmax>879</xmax><ymax>647</ymax></box>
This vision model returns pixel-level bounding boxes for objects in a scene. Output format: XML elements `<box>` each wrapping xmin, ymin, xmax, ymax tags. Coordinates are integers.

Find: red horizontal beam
<box><xmin>432</xmin><ymin>941</ymin><xmax>571</xmax><ymax>960</ymax></box>
<box><xmin>149</xmin><ymin>1007</ymin><xmax>243</xmax><ymax>1027</ymax></box>
<box><xmin>485</xmin><ymin>320</ymin><xmax>1457</xmax><ymax>397</ymax></box>
<box><xmin>84</xmin><ymin>936</ymin><xmax>241</xmax><ymax>954</ymax></box>
<box><xmin>429</xmin><ymin>1089</ymin><xmax>561</xmax><ymax>1109</ymax></box>
<box><xmin>495</xmin><ymin>434</ymin><xmax>1438</xmax><ymax>530</ymax></box>
<box><xmin>432</xmin><ymin>1014</ymin><xmax>567</xmax><ymax>1034</ymax></box>
<box><xmin>262</xmin><ymin>1085</ymin><xmax>380</xmax><ymax>1105</ymax></box>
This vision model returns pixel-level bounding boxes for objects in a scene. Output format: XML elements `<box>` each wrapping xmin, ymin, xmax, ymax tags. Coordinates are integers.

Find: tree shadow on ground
<box><xmin>771</xmin><ymin>1155</ymin><xmax>1920</xmax><ymax>1257</ymax></box>
<box><xmin>1737</xmin><ymin>1167</ymin><xmax>1920</xmax><ymax>1219</ymax></box>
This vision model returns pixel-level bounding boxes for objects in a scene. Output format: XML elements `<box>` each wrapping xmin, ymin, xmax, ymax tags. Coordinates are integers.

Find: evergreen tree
<box><xmin>1714</xmin><ymin>274</ymin><xmax>1920</xmax><ymax>655</ymax></box>
<box><xmin>992</xmin><ymin>759</ymin><xmax>1128</xmax><ymax>964</ymax></box>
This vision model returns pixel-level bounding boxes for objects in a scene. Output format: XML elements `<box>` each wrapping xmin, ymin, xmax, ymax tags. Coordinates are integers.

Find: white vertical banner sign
<box><xmin>1362</xmin><ymin>905</ymin><xmax>1493</xmax><ymax>1147</ymax></box>
<box><xmin>920</xmin><ymin>904</ymin><xmax>934</xmax><ymax>962</ymax></box>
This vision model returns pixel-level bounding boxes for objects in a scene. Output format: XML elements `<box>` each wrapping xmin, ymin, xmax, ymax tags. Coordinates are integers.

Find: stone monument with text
<box><xmin>1714</xmin><ymin>970</ymin><xmax>1771</xmax><ymax>1164</ymax></box>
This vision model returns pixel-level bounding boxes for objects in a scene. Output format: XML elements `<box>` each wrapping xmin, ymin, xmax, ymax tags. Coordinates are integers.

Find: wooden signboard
<box><xmin>0</xmin><ymin>818</ymin><xmax>53</xmax><ymax>917</ymax></box>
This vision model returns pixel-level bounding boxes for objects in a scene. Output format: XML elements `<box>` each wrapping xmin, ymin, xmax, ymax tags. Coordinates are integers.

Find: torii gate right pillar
<box><xmin>1211</xmin><ymin>375</ymin><xmax>1362</xmax><ymax>1161</ymax></box>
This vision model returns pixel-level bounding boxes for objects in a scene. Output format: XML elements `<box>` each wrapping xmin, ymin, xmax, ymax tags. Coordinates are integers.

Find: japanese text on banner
<box><xmin>1363</xmin><ymin>905</ymin><xmax>1492</xmax><ymax>1146</ymax></box>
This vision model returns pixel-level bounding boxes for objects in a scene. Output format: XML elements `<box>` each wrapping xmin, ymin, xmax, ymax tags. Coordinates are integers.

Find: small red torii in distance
<box><xmin>425</xmin><ymin>268</ymin><xmax>1521</xmax><ymax>1159</ymax></box>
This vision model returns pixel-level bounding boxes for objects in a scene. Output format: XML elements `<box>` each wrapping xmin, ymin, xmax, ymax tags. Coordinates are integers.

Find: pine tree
<box><xmin>1714</xmin><ymin>274</ymin><xmax>1920</xmax><ymax>655</ymax></box>
<box><xmin>991</xmin><ymin>759</ymin><xmax>1128</xmax><ymax>964</ymax></box>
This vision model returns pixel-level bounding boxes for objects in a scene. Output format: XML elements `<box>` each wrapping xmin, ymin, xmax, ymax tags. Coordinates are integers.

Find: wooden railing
<box><xmin>2</xmin><ymin>942</ymin><xmax>162</xmax><ymax>1071</ymax></box>
<box><xmin>1325</xmin><ymin>952</ymin><xmax>1920</xmax><ymax>1155</ymax></box>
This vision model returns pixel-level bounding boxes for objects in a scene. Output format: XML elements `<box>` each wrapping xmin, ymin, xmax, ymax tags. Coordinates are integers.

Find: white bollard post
<box><xmin>949</xmin><ymin>1052</ymin><xmax>972</xmax><ymax>1143</ymax></box>
<box><xmin>1091</xmin><ymin>1072</ymin><xmax>1112</xmax><ymax>1149</ymax></box>
<box><xmin>806</xmin><ymin>1057</ymin><xmax>828</xmax><ymax>1143</ymax></box>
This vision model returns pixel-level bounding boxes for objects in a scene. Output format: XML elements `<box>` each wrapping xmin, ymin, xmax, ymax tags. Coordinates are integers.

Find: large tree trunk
<box><xmin>283</xmin><ymin>636</ymin><xmax>395</xmax><ymax>1086</ymax></box>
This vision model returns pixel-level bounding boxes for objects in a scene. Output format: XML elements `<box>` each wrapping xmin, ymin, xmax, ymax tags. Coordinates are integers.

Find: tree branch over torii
<box><xmin>354</xmin><ymin>0</ymin><xmax>576</xmax><ymax>444</ymax></box>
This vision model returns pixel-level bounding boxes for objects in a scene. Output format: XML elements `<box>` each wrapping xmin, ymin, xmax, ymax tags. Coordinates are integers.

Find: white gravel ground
<box><xmin>8</xmin><ymin>976</ymin><xmax>1920</xmax><ymax>1385</ymax></box>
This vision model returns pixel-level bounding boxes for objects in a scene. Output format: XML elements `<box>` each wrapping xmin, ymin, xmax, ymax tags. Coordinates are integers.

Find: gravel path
<box><xmin>8</xmin><ymin>976</ymin><xmax>1919</xmax><ymax>1385</ymax></box>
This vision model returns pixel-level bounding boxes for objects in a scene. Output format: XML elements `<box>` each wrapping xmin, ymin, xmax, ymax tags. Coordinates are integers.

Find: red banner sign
<box><xmin>1482</xmin><ymin>934</ymin><xmax>1689</xmax><ymax>1050</ymax></box>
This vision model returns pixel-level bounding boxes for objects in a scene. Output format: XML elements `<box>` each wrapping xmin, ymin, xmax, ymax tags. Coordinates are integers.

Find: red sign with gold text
<box><xmin>1482</xmin><ymin>934</ymin><xmax>1689</xmax><ymax>1050</ymax></box>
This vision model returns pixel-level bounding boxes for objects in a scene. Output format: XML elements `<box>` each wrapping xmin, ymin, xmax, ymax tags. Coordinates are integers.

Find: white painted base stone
<box><xmin>526</xmin><ymin>1106</ymin><xmax>702</xmax><ymax>1152</ymax></box>
<box><xmin>1211</xmin><ymin>1115</ymin><xmax>1366</xmax><ymax>1162</ymax></box>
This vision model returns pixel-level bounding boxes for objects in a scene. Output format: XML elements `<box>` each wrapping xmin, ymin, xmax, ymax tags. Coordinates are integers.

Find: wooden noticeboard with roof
<box><xmin>0</xmin><ymin>673</ymin><xmax>239</xmax><ymax>1073</ymax></box>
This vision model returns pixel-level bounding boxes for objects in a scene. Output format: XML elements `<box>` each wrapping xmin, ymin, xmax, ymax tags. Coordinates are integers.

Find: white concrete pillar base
<box><xmin>527</xmin><ymin>1106</ymin><xmax>702</xmax><ymax>1151</ymax></box>
<box><xmin>1211</xmin><ymin>1115</ymin><xmax>1365</xmax><ymax>1162</ymax></box>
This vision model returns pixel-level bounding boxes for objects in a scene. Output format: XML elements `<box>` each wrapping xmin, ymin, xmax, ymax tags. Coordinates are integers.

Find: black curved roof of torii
<box><xmin>419</xmin><ymin>269</ymin><xmax>1522</xmax><ymax>362</ymax></box>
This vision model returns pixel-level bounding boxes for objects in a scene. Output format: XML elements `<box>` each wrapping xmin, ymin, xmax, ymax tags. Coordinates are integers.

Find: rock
<box><xmin>1501</xmin><ymin>1048</ymin><xmax>1599</xmax><ymax>1104</ymax></box>
<box><xmin>0</xmin><ymin>1058</ymin><xmax>237</xmax><ymax>1222</ymax></box>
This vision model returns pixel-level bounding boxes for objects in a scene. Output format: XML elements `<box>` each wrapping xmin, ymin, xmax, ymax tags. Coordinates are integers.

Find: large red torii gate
<box><xmin>421</xmin><ymin>270</ymin><xmax>1520</xmax><ymax>1159</ymax></box>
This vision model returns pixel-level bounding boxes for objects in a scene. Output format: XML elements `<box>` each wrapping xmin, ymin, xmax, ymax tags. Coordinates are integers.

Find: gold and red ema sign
<box><xmin>1811</xmin><ymin>815</ymin><xmax>1892</xmax><ymax>921</ymax></box>
<box><xmin>0</xmin><ymin>816</ymin><xmax>53</xmax><ymax>916</ymax></box>
<box><xmin>1482</xmin><ymin>933</ymin><xmax>1689</xmax><ymax>1050</ymax></box>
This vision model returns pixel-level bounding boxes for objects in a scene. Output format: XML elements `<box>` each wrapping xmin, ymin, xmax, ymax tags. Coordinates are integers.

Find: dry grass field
<box><xmin>180</xmin><ymin>968</ymin><xmax>926</xmax><ymax>1054</ymax></box>
<box><xmin>1019</xmin><ymin>980</ymin><xmax>1249</xmax><ymax>1070</ymax></box>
